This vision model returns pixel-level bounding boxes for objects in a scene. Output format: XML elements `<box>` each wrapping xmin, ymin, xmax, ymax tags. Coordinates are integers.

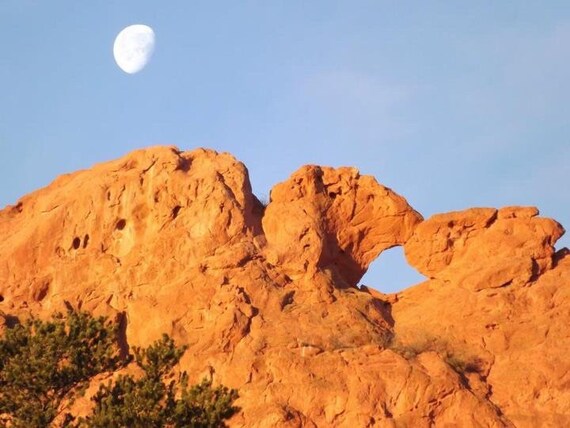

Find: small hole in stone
<box><xmin>175</xmin><ymin>157</ymin><xmax>191</xmax><ymax>172</ymax></box>
<box><xmin>329</xmin><ymin>192</ymin><xmax>337</xmax><ymax>199</ymax></box>
<box><xmin>172</xmin><ymin>205</ymin><xmax>182</xmax><ymax>219</ymax></box>
<box><xmin>0</xmin><ymin>295</ymin><xmax>4</xmax><ymax>302</ymax></box>
<box><xmin>116</xmin><ymin>219</ymin><xmax>126</xmax><ymax>230</ymax></box>
<box><xmin>72</xmin><ymin>237</ymin><xmax>81</xmax><ymax>250</ymax></box>
<box><xmin>5</xmin><ymin>314</ymin><xmax>19</xmax><ymax>328</ymax></box>
<box><xmin>34</xmin><ymin>282</ymin><xmax>49</xmax><ymax>301</ymax></box>
<box><xmin>83</xmin><ymin>234</ymin><xmax>90</xmax><ymax>248</ymax></box>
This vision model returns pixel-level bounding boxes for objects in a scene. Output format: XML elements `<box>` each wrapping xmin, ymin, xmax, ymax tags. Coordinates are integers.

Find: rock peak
<box><xmin>0</xmin><ymin>146</ymin><xmax>568</xmax><ymax>426</ymax></box>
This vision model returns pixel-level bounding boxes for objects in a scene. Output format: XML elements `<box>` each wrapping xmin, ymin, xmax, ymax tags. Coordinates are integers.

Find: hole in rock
<box><xmin>72</xmin><ymin>237</ymin><xmax>81</xmax><ymax>250</ymax></box>
<box><xmin>83</xmin><ymin>234</ymin><xmax>89</xmax><ymax>248</ymax></box>
<box><xmin>172</xmin><ymin>205</ymin><xmax>182</xmax><ymax>219</ymax></box>
<box><xmin>116</xmin><ymin>219</ymin><xmax>126</xmax><ymax>231</ymax></box>
<box><xmin>13</xmin><ymin>202</ymin><xmax>23</xmax><ymax>213</ymax></box>
<box><xmin>175</xmin><ymin>157</ymin><xmax>191</xmax><ymax>172</ymax></box>
<box><xmin>359</xmin><ymin>246</ymin><xmax>426</xmax><ymax>294</ymax></box>
<box><xmin>0</xmin><ymin>295</ymin><xmax>4</xmax><ymax>302</ymax></box>
<box><xmin>4</xmin><ymin>314</ymin><xmax>19</xmax><ymax>328</ymax></box>
<box><xmin>34</xmin><ymin>282</ymin><xmax>49</xmax><ymax>301</ymax></box>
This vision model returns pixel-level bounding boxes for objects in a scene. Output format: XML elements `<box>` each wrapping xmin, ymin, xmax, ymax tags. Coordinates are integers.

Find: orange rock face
<box><xmin>398</xmin><ymin>207</ymin><xmax>569</xmax><ymax>426</ymax></box>
<box><xmin>0</xmin><ymin>146</ymin><xmax>568</xmax><ymax>426</ymax></box>
<box><xmin>263</xmin><ymin>165</ymin><xmax>422</xmax><ymax>286</ymax></box>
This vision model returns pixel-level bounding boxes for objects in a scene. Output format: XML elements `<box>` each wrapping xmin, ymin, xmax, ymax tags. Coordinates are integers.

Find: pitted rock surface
<box><xmin>0</xmin><ymin>146</ymin><xmax>568</xmax><ymax>427</ymax></box>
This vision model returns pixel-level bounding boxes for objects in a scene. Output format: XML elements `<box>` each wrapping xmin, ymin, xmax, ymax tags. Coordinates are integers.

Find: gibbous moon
<box><xmin>113</xmin><ymin>24</ymin><xmax>155</xmax><ymax>74</ymax></box>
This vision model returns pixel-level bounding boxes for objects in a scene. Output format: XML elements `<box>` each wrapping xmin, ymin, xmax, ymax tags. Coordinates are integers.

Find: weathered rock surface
<box><xmin>397</xmin><ymin>208</ymin><xmax>569</xmax><ymax>427</ymax></box>
<box><xmin>0</xmin><ymin>146</ymin><xmax>568</xmax><ymax>426</ymax></box>
<box><xmin>263</xmin><ymin>165</ymin><xmax>422</xmax><ymax>286</ymax></box>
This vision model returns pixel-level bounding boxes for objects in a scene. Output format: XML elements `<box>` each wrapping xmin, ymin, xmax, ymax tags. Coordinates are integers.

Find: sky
<box><xmin>1</xmin><ymin>1</ymin><xmax>569</xmax><ymax>293</ymax></box>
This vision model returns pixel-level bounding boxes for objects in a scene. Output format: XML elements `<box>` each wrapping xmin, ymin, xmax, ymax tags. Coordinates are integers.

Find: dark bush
<box><xmin>84</xmin><ymin>334</ymin><xmax>239</xmax><ymax>427</ymax></box>
<box><xmin>0</xmin><ymin>311</ymin><xmax>238</xmax><ymax>428</ymax></box>
<box><xmin>0</xmin><ymin>310</ymin><xmax>123</xmax><ymax>427</ymax></box>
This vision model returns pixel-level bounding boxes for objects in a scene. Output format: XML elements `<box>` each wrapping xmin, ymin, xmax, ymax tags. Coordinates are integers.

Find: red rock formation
<box><xmin>0</xmin><ymin>146</ymin><xmax>568</xmax><ymax>426</ymax></box>
<box><xmin>263</xmin><ymin>165</ymin><xmax>422</xmax><ymax>286</ymax></box>
<box><xmin>397</xmin><ymin>207</ymin><xmax>569</xmax><ymax>426</ymax></box>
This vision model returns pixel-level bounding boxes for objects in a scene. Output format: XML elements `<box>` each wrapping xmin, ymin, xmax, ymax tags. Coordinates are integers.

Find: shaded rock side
<box><xmin>0</xmin><ymin>145</ymin><xmax>568</xmax><ymax>426</ymax></box>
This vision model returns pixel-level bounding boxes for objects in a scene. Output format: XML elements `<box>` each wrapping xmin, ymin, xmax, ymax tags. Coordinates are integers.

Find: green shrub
<box><xmin>84</xmin><ymin>334</ymin><xmax>239</xmax><ymax>428</ymax></box>
<box><xmin>0</xmin><ymin>311</ymin><xmax>239</xmax><ymax>428</ymax></box>
<box><xmin>0</xmin><ymin>310</ymin><xmax>123</xmax><ymax>427</ymax></box>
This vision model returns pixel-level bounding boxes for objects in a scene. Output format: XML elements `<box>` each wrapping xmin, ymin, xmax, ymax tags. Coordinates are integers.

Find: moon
<box><xmin>113</xmin><ymin>25</ymin><xmax>155</xmax><ymax>74</ymax></box>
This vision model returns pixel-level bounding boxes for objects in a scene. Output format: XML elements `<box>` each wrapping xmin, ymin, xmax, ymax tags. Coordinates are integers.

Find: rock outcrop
<box><xmin>397</xmin><ymin>207</ymin><xmax>569</xmax><ymax>426</ymax></box>
<box><xmin>0</xmin><ymin>146</ymin><xmax>568</xmax><ymax>426</ymax></box>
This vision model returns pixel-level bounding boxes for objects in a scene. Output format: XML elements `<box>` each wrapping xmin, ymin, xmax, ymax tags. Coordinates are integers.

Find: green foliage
<box><xmin>174</xmin><ymin>378</ymin><xmax>240</xmax><ymax>428</ymax></box>
<box><xmin>134</xmin><ymin>334</ymin><xmax>187</xmax><ymax>380</ymax></box>
<box><xmin>84</xmin><ymin>334</ymin><xmax>239</xmax><ymax>428</ymax></box>
<box><xmin>0</xmin><ymin>310</ymin><xmax>123</xmax><ymax>427</ymax></box>
<box><xmin>0</xmin><ymin>312</ymin><xmax>239</xmax><ymax>428</ymax></box>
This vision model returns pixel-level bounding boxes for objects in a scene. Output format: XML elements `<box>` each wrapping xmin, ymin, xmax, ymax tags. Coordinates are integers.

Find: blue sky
<box><xmin>1</xmin><ymin>1</ymin><xmax>568</xmax><ymax>292</ymax></box>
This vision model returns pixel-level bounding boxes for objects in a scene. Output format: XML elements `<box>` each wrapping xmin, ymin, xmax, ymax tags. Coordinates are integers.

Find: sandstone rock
<box><xmin>404</xmin><ymin>207</ymin><xmax>564</xmax><ymax>291</ymax></box>
<box><xmin>396</xmin><ymin>209</ymin><xmax>569</xmax><ymax>426</ymax></box>
<box><xmin>263</xmin><ymin>165</ymin><xmax>422</xmax><ymax>286</ymax></box>
<box><xmin>0</xmin><ymin>146</ymin><xmax>568</xmax><ymax>426</ymax></box>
